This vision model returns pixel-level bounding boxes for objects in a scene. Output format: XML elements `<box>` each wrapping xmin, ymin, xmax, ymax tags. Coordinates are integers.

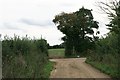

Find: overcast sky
<box><xmin>0</xmin><ymin>0</ymin><xmax>111</xmax><ymax>45</ymax></box>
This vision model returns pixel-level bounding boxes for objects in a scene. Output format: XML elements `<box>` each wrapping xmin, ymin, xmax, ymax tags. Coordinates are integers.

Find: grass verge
<box><xmin>85</xmin><ymin>60</ymin><xmax>119</xmax><ymax>78</ymax></box>
<box><xmin>43</xmin><ymin>61</ymin><xmax>54</xmax><ymax>78</ymax></box>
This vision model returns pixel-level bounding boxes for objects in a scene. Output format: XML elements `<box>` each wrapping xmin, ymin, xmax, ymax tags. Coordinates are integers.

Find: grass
<box><xmin>48</xmin><ymin>49</ymin><xmax>65</xmax><ymax>58</ymax></box>
<box><xmin>86</xmin><ymin>60</ymin><xmax>119</xmax><ymax>78</ymax></box>
<box><xmin>48</xmin><ymin>48</ymin><xmax>81</xmax><ymax>58</ymax></box>
<box><xmin>43</xmin><ymin>61</ymin><xmax>54</xmax><ymax>78</ymax></box>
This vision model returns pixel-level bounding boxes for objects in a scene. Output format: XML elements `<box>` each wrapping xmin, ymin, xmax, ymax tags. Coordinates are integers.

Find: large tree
<box><xmin>53</xmin><ymin>7</ymin><xmax>99</xmax><ymax>56</ymax></box>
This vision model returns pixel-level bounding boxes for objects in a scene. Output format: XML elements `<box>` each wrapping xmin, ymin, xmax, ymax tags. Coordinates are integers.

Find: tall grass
<box><xmin>2</xmin><ymin>35</ymin><xmax>49</xmax><ymax>78</ymax></box>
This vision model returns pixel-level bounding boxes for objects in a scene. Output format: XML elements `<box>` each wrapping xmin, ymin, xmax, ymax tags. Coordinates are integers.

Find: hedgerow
<box><xmin>2</xmin><ymin>35</ymin><xmax>49</xmax><ymax>78</ymax></box>
<box><xmin>86</xmin><ymin>32</ymin><xmax>120</xmax><ymax>77</ymax></box>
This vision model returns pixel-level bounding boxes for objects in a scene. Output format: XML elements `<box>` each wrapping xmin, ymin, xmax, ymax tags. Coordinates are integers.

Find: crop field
<box><xmin>48</xmin><ymin>49</ymin><xmax>65</xmax><ymax>58</ymax></box>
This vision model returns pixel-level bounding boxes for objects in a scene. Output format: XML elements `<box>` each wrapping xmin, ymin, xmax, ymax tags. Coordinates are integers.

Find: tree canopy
<box><xmin>53</xmin><ymin>7</ymin><xmax>99</xmax><ymax>56</ymax></box>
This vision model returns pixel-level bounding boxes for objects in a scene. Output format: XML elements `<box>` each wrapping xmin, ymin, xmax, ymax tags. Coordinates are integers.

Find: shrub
<box><xmin>2</xmin><ymin>35</ymin><xmax>49</xmax><ymax>78</ymax></box>
<box><xmin>86</xmin><ymin>32</ymin><xmax>120</xmax><ymax>77</ymax></box>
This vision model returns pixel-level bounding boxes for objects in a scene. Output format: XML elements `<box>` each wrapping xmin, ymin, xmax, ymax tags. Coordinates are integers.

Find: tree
<box><xmin>97</xmin><ymin>0</ymin><xmax>120</xmax><ymax>33</ymax></box>
<box><xmin>98</xmin><ymin>0</ymin><xmax>120</xmax><ymax>53</ymax></box>
<box><xmin>53</xmin><ymin>7</ymin><xmax>99</xmax><ymax>56</ymax></box>
<box><xmin>97</xmin><ymin>0</ymin><xmax>120</xmax><ymax>76</ymax></box>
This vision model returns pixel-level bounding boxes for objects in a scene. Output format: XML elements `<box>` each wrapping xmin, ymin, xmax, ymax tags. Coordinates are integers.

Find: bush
<box><xmin>86</xmin><ymin>32</ymin><xmax>120</xmax><ymax>77</ymax></box>
<box><xmin>2</xmin><ymin>35</ymin><xmax>49</xmax><ymax>78</ymax></box>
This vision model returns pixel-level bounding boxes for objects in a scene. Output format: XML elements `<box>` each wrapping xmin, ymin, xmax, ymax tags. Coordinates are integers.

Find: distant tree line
<box><xmin>47</xmin><ymin>43</ymin><xmax>65</xmax><ymax>49</ymax></box>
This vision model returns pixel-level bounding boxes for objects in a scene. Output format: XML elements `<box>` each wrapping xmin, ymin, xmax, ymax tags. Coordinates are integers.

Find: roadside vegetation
<box><xmin>2</xmin><ymin>35</ymin><xmax>53</xmax><ymax>78</ymax></box>
<box><xmin>43</xmin><ymin>61</ymin><xmax>54</xmax><ymax>78</ymax></box>
<box><xmin>86</xmin><ymin>32</ymin><xmax>119</xmax><ymax>77</ymax></box>
<box><xmin>86</xmin><ymin>0</ymin><xmax>120</xmax><ymax>78</ymax></box>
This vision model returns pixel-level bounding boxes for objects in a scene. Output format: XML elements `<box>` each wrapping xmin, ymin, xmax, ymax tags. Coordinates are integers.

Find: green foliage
<box><xmin>43</xmin><ymin>61</ymin><xmax>54</xmax><ymax>78</ymax></box>
<box><xmin>86</xmin><ymin>60</ymin><xmax>119</xmax><ymax>77</ymax></box>
<box><xmin>86</xmin><ymin>32</ymin><xmax>120</xmax><ymax>77</ymax></box>
<box><xmin>105</xmin><ymin>1</ymin><xmax>120</xmax><ymax>34</ymax></box>
<box><xmin>87</xmin><ymin>1</ymin><xmax>120</xmax><ymax>77</ymax></box>
<box><xmin>2</xmin><ymin>35</ymin><xmax>49</xmax><ymax>78</ymax></box>
<box><xmin>35</xmin><ymin>39</ymin><xmax>48</xmax><ymax>55</ymax></box>
<box><xmin>53</xmin><ymin>7</ymin><xmax>99</xmax><ymax>56</ymax></box>
<box><xmin>95</xmin><ymin>32</ymin><xmax>118</xmax><ymax>55</ymax></box>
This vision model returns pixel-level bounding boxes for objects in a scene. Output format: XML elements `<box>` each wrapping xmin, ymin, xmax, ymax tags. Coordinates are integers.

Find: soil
<box><xmin>50</xmin><ymin>58</ymin><xmax>111</xmax><ymax>78</ymax></box>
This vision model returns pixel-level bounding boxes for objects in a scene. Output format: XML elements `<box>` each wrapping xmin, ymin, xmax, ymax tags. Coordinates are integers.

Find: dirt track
<box><xmin>50</xmin><ymin>58</ymin><xmax>111</xmax><ymax>78</ymax></box>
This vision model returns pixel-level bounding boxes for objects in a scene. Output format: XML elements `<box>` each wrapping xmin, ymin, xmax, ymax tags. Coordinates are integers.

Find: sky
<box><xmin>0</xmin><ymin>0</ymin><xmax>111</xmax><ymax>46</ymax></box>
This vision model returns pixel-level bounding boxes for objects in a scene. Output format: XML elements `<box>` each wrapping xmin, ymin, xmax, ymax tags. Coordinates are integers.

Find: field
<box><xmin>48</xmin><ymin>49</ymin><xmax>65</xmax><ymax>58</ymax></box>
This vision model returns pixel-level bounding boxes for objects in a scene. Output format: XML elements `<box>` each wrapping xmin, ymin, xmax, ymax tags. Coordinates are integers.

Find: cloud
<box><xmin>3</xmin><ymin>23</ymin><xmax>19</xmax><ymax>30</ymax></box>
<box><xmin>2</xmin><ymin>22</ymin><xmax>26</xmax><ymax>32</ymax></box>
<box><xmin>59</xmin><ymin>2</ymin><xmax>74</xmax><ymax>7</ymax></box>
<box><xmin>0</xmin><ymin>0</ymin><xmax>110</xmax><ymax>45</ymax></box>
<box><xmin>20</xmin><ymin>19</ymin><xmax>54</xmax><ymax>27</ymax></box>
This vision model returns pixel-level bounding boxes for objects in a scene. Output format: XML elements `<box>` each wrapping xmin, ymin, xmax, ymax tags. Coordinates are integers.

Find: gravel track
<box><xmin>50</xmin><ymin>58</ymin><xmax>111</xmax><ymax>78</ymax></box>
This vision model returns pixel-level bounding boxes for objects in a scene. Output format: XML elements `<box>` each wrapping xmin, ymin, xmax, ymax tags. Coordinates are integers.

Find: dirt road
<box><xmin>50</xmin><ymin>58</ymin><xmax>111</xmax><ymax>78</ymax></box>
